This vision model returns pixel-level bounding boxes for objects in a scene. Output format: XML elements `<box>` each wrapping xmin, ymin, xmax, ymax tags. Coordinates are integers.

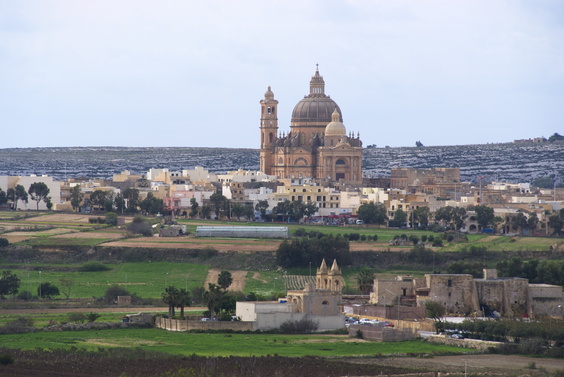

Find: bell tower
<box><xmin>259</xmin><ymin>86</ymin><xmax>278</xmax><ymax>175</ymax></box>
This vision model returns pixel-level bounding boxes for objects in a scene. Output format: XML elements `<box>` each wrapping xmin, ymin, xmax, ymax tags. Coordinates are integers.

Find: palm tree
<box><xmin>176</xmin><ymin>288</ymin><xmax>191</xmax><ymax>318</ymax></box>
<box><xmin>162</xmin><ymin>286</ymin><xmax>179</xmax><ymax>317</ymax></box>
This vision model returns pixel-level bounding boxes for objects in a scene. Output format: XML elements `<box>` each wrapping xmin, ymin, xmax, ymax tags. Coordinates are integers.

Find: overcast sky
<box><xmin>1</xmin><ymin>1</ymin><xmax>563</xmax><ymax>149</ymax></box>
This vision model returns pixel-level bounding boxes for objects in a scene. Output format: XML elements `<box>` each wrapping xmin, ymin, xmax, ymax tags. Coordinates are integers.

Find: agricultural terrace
<box><xmin>1</xmin><ymin>212</ymin><xmax>561</xmax><ymax>252</ymax></box>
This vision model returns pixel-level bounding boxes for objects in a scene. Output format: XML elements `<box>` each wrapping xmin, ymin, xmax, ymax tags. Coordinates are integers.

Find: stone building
<box><xmin>236</xmin><ymin>259</ymin><xmax>345</xmax><ymax>331</ymax></box>
<box><xmin>371</xmin><ymin>269</ymin><xmax>564</xmax><ymax>319</ymax></box>
<box><xmin>259</xmin><ymin>67</ymin><xmax>363</xmax><ymax>184</ymax></box>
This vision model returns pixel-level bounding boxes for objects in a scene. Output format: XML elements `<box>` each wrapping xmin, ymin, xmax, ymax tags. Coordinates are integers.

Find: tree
<box><xmin>122</xmin><ymin>187</ymin><xmax>140</xmax><ymax>213</ymax></box>
<box><xmin>356</xmin><ymin>268</ymin><xmax>374</xmax><ymax>295</ymax></box>
<box><xmin>549</xmin><ymin>210</ymin><xmax>564</xmax><ymax>235</ymax></box>
<box><xmin>28</xmin><ymin>182</ymin><xmax>50</xmax><ymax>210</ymax></box>
<box><xmin>434</xmin><ymin>206</ymin><xmax>467</xmax><ymax>230</ymax></box>
<box><xmin>425</xmin><ymin>300</ymin><xmax>446</xmax><ymax>334</ymax></box>
<box><xmin>232</xmin><ymin>203</ymin><xmax>245</xmax><ymax>220</ymax></box>
<box><xmin>59</xmin><ymin>278</ymin><xmax>74</xmax><ymax>299</ymax></box>
<box><xmin>243</xmin><ymin>203</ymin><xmax>255</xmax><ymax>221</ymax></box>
<box><xmin>189</xmin><ymin>198</ymin><xmax>199</xmax><ymax>218</ymax></box>
<box><xmin>0</xmin><ymin>188</ymin><xmax>7</xmax><ymax>206</ymax></box>
<box><xmin>255</xmin><ymin>200</ymin><xmax>269</xmax><ymax>221</ymax></box>
<box><xmin>392</xmin><ymin>209</ymin><xmax>407</xmax><ymax>227</ymax></box>
<box><xmin>0</xmin><ymin>270</ymin><xmax>20</xmax><ymax>298</ymax></box>
<box><xmin>471</xmin><ymin>205</ymin><xmax>494</xmax><ymax>230</ymax></box>
<box><xmin>0</xmin><ymin>238</ymin><xmax>9</xmax><ymax>247</ymax></box>
<box><xmin>548</xmin><ymin>132</ymin><xmax>564</xmax><ymax>143</ymax></box>
<box><xmin>209</xmin><ymin>193</ymin><xmax>227</xmax><ymax>219</ymax></box>
<box><xmin>176</xmin><ymin>288</ymin><xmax>191</xmax><ymax>318</ymax></box>
<box><xmin>356</xmin><ymin>202</ymin><xmax>387</xmax><ymax>225</ymax></box>
<box><xmin>70</xmin><ymin>185</ymin><xmax>83</xmax><ymax>212</ymax></box>
<box><xmin>413</xmin><ymin>206</ymin><xmax>430</xmax><ymax>227</ymax></box>
<box><xmin>217</xmin><ymin>270</ymin><xmax>233</xmax><ymax>290</ymax></box>
<box><xmin>37</xmin><ymin>282</ymin><xmax>60</xmax><ymax>299</ymax></box>
<box><xmin>162</xmin><ymin>286</ymin><xmax>179</xmax><ymax>317</ymax></box>
<box><xmin>200</xmin><ymin>204</ymin><xmax>212</xmax><ymax>219</ymax></box>
<box><xmin>140</xmin><ymin>192</ymin><xmax>164</xmax><ymax>215</ymax></box>
<box><xmin>114</xmin><ymin>194</ymin><xmax>125</xmax><ymax>214</ymax></box>
<box><xmin>14</xmin><ymin>185</ymin><xmax>28</xmax><ymax>210</ymax></box>
<box><xmin>204</xmin><ymin>283</ymin><xmax>224</xmax><ymax>319</ymax></box>
<box><xmin>89</xmin><ymin>190</ymin><xmax>108</xmax><ymax>212</ymax></box>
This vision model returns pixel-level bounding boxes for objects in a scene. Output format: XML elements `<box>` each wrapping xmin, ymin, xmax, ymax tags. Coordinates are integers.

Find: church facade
<box><xmin>259</xmin><ymin>67</ymin><xmax>363</xmax><ymax>184</ymax></box>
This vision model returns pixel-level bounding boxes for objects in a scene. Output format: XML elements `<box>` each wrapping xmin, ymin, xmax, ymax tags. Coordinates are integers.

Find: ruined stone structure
<box><xmin>259</xmin><ymin>67</ymin><xmax>363</xmax><ymax>184</ymax></box>
<box><xmin>371</xmin><ymin>269</ymin><xmax>564</xmax><ymax>319</ymax></box>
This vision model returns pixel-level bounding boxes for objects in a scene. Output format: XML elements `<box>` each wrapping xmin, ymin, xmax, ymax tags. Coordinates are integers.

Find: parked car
<box><xmin>384</xmin><ymin>321</ymin><xmax>395</xmax><ymax>327</ymax></box>
<box><xmin>451</xmin><ymin>333</ymin><xmax>464</xmax><ymax>339</ymax></box>
<box><xmin>200</xmin><ymin>317</ymin><xmax>211</xmax><ymax>322</ymax></box>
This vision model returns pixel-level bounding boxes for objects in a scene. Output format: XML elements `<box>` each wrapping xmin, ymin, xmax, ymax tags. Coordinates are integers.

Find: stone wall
<box><xmin>156</xmin><ymin>317</ymin><xmax>255</xmax><ymax>332</ymax></box>
<box><xmin>348</xmin><ymin>325</ymin><xmax>416</xmax><ymax>342</ymax></box>
<box><xmin>346</xmin><ymin>304</ymin><xmax>426</xmax><ymax>320</ymax></box>
<box><xmin>426</xmin><ymin>335</ymin><xmax>501</xmax><ymax>351</ymax></box>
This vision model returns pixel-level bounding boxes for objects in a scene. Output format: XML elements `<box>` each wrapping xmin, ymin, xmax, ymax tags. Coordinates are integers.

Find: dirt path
<box><xmin>362</xmin><ymin>354</ymin><xmax>564</xmax><ymax>373</ymax></box>
<box><xmin>204</xmin><ymin>268</ymin><xmax>247</xmax><ymax>291</ymax></box>
<box><xmin>0</xmin><ymin>307</ymin><xmax>206</xmax><ymax>315</ymax></box>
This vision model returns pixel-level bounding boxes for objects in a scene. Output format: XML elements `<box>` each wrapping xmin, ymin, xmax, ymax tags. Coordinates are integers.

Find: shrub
<box><xmin>16</xmin><ymin>290</ymin><xmax>34</xmax><ymax>300</ymax></box>
<box><xmin>372</xmin><ymin>234</ymin><xmax>378</xmax><ymax>242</ymax></box>
<box><xmin>294</xmin><ymin>228</ymin><xmax>307</xmax><ymax>237</ymax></box>
<box><xmin>104</xmin><ymin>285</ymin><xmax>130</xmax><ymax>304</ymax></box>
<box><xmin>279</xmin><ymin>317</ymin><xmax>319</xmax><ymax>334</ymax></box>
<box><xmin>356</xmin><ymin>329</ymin><xmax>363</xmax><ymax>339</ymax></box>
<box><xmin>0</xmin><ymin>354</ymin><xmax>14</xmax><ymax>365</ymax></box>
<box><xmin>105</xmin><ymin>212</ymin><xmax>118</xmax><ymax>226</ymax></box>
<box><xmin>360</xmin><ymin>235</ymin><xmax>367</xmax><ymax>241</ymax></box>
<box><xmin>127</xmin><ymin>219</ymin><xmax>153</xmax><ymax>236</ymax></box>
<box><xmin>79</xmin><ymin>262</ymin><xmax>111</xmax><ymax>272</ymax></box>
<box><xmin>0</xmin><ymin>238</ymin><xmax>9</xmax><ymax>247</ymax></box>
<box><xmin>0</xmin><ymin>317</ymin><xmax>34</xmax><ymax>334</ymax></box>
<box><xmin>432</xmin><ymin>238</ymin><xmax>443</xmax><ymax>247</ymax></box>
<box><xmin>86</xmin><ymin>312</ymin><xmax>101</xmax><ymax>323</ymax></box>
<box><xmin>68</xmin><ymin>312</ymin><xmax>86</xmax><ymax>323</ymax></box>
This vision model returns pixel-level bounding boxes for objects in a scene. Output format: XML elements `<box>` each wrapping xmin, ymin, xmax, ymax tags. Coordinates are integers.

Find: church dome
<box><xmin>291</xmin><ymin>67</ymin><xmax>342</xmax><ymax>123</ymax></box>
<box><xmin>325</xmin><ymin>109</ymin><xmax>346</xmax><ymax>137</ymax></box>
<box><xmin>264</xmin><ymin>86</ymin><xmax>274</xmax><ymax>100</ymax></box>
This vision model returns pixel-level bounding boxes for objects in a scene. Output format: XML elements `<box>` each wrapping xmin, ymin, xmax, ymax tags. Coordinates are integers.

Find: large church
<box><xmin>259</xmin><ymin>67</ymin><xmax>363</xmax><ymax>184</ymax></box>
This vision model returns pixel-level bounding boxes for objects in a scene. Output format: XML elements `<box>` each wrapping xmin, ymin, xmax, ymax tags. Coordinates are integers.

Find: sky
<box><xmin>1</xmin><ymin>0</ymin><xmax>563</xmax><ymax>149</ymax></box>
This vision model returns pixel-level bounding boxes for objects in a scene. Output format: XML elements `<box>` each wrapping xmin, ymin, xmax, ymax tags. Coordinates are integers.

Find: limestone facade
<box><xmin>259</xmin><ymin>67</ymin><xmax>363</xmax><ymax>184</ymax></box>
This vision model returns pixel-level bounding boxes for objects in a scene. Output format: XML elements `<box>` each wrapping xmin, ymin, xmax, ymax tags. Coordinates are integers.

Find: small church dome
<box><xmin>264</xmin><ymin>86</ymin><xmax>274</xmax><ymax>100</ymax></box>
<box><xmin>325</xmin><ymin>109</ymin><xmax>346</xmax><ymax>137</ymax></box>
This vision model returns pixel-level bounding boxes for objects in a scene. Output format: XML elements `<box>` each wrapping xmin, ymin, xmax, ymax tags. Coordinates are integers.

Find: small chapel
<box><xmin>259</xmin><ymin>67</ymin><xmax>363</xmax><ymax>184</ymax></box>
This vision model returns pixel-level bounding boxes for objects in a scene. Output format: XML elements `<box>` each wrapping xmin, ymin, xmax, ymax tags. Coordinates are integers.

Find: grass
<box><xmin>2</xmin><ymin>262</ymin><xmax>211</xmax><ymax>299</ymax></box>
<box><xmin>0</xmin><ymin>328</ymin><xmax>466</xmax><ymax>357</ymax></box>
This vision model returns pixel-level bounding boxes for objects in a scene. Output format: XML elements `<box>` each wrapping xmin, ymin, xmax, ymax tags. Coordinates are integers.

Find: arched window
<box><xmin>278</xmin><ymin>157</ymin><xmax>283</xmax><ymax>164</ymax></box>
<box><xmin>269</xmin><ymin>133</ymin><xmax>274</xmax><ymax>143</ymax></box>
<box><xmin>322</xmin><ymin>301</ymin><xmax>329</xmax><ymax>306</ymax></box>
<box><xmin>294</xmin><ymin>158</ymin><xmax>308</xmax><ymax>166</ymax></box>
<box><xmin>336</xmin><ymin>159</ymin><xmax>346</xmax><ymax>165</ymax></box>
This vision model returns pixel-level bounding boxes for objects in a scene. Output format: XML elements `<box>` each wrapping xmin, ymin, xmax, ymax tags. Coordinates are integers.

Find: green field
<box><xmin>0</xmin><ymin>328</ymin><xmax>465</xmax><ymax>357</ymax></box>
<box><xmin>2</xmin><ymin>262</ymin><xmax>211</xmax><ymax>299</ymax></box>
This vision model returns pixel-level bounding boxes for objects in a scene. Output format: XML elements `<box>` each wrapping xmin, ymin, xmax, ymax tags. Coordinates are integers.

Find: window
<box><xmin>447</xmin><ymin>279</ymin><xmax>452</xmax><ymax>287</ymax></box>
